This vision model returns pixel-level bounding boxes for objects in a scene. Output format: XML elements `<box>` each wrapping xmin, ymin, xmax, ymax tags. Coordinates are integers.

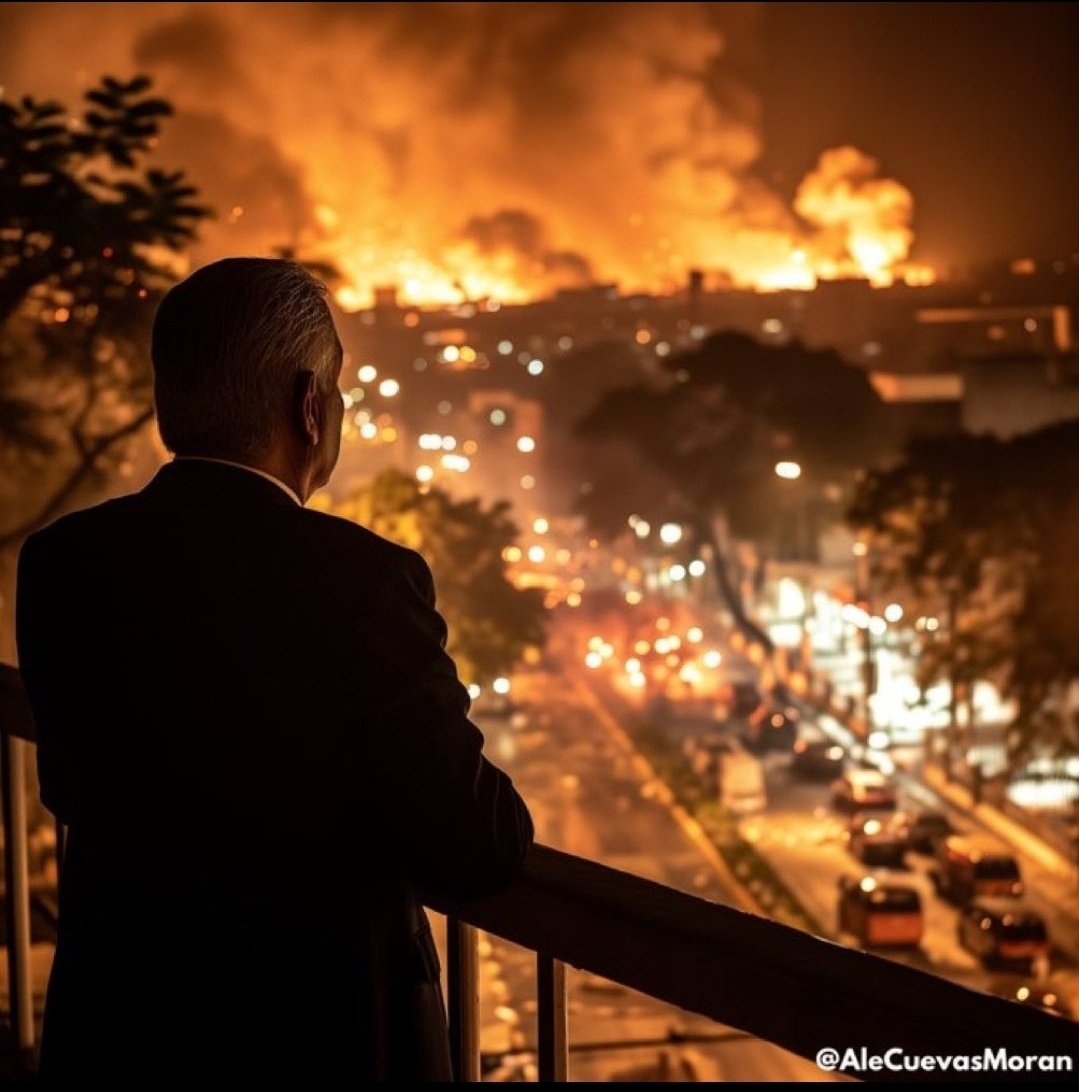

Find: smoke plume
<box><xmin>0</xmin><ymin>2</ymin><xmax>930</xmax><ymax>305</ymax></box>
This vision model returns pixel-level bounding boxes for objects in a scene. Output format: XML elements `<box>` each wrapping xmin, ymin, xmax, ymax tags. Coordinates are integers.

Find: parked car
<box><xmin>728</xmin><ymin>681</ymin><xmax>763</xmax><ymax>718</ymax></box>
<box><xmin>741</xmin><ymin>704</ymin><xmax>799</xmax><ymax>754</ymax></box>
<box><xmin>830</xmin><ymin>769</ymin><xmax>898</xmax><ymax>813</ymax></box>
<box><xmin>837</xmin><ymin>875</ymin><xmax>923</xmax><ymax>948</ymax></box>
<box><xmin>902</xmin><ymin>809</ymin><xmax>956</xmax><ymax>855</ymax></box>
<box><xmin>716</xmin><ymin>738</ymin><xmax>767</xmax><ymax>814</ymax></box>
<box><xmin>714</xmin><ymin>680</ymin><xmax>761</xmax><ymax>722</ymax></box>
<box><xmin>790</xmin><ymin>737</ymin><xmax>846</xmax><ymax>781</ymax></box>
<box><xmin>956</xmin><ymin>898</ymin><xmax>1048</xmax><ymax>968</ymax></box>
<box><xmin>932</xmin><ymin>834</ymin><xmax>1023</xmax><ymax>903</ymax></box>
<box><xmin>847</xmin><ymin>813</ymin><xmax>909</xmax><ymax>867</ymax></box>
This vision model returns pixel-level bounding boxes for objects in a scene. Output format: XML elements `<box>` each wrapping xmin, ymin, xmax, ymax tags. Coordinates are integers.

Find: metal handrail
<box><xmin>431</xmin><ymin>845</ymin><xmax>1078</xmax><ymax>1081</ymax></box>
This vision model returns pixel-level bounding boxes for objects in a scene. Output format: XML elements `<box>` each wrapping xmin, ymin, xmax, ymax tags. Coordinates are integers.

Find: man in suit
<box><xmin>15</xmin><ymin>257</ymin><xmax>534</xmax><ymax>1080</ymax></box>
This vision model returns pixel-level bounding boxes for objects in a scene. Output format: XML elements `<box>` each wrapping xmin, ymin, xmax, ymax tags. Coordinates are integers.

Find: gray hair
<box><xmin>152</xmin><ymin>257</ymin><xmax>341</xmax><ymax>459</ymax></box>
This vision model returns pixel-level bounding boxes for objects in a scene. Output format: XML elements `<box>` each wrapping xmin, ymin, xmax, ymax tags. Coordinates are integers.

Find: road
<box><xmin>731</xmin><ymin>730</ymin><xmax>1079</xmax><ymax>1020</ymax></box>
<box><xmin>739</xmin><ymin>757</ymin><xmax>985</xmax><ymax>984</ymax></box>
<box><xmin>688</xmin><ymin>634</ymin><xmax>1079</xmax><ymax>1015</ymax></box>
<box><xmin>465</xmin><ymin>667</ymin><xmax>832</xmax><ymax>1082</ymax></box>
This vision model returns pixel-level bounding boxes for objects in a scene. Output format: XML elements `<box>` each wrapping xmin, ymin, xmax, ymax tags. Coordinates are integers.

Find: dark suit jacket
<box><xmin>15</xmin><ymin>458</ymin><xmax>534</xmax><ymax>1081</ymax></box>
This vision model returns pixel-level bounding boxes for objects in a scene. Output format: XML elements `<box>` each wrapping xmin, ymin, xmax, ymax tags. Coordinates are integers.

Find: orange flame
<box><xmin>0</xmin><ymin>4</ymin><xmax>936</xmax><ymax>310</ymax></box>
<box><xmin>332</xmin><ymin>146</ymin><xmax>934</xmax><ymax>310</ymax></box>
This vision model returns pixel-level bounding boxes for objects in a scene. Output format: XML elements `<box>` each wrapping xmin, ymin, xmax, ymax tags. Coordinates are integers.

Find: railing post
<box><xmin>1</xmin><ymin>733</ymin><xmax>34</xmax><ymax>1064</ymax></box>
<box><xmin>536</xmin><ymin>953</ymin><xmax>568</xmax><ymax>1082</ymax></box>
<box><xmin>446</xmin><ymin>917</ymin><xmax>479</xmax><ymax>1081</ymax></box>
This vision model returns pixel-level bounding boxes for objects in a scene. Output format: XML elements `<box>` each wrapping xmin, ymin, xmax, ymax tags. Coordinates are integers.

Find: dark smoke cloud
<box><xmin>454</xmin><ymin>209</ymin><xmax>592</xmax><ymax>293</ymax></box>
<box><xmin>134</xmin><ymin>9</ymin><xmax>249</xmax><ymax>96</ymax></box>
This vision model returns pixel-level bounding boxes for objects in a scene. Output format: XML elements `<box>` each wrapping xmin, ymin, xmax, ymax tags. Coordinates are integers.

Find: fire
<box><xmin>1</xmin><ymin>4</ymin><xmax>936</xmax><ymax>311</ymax></box>
<box><xmin>331</xmin><ymin>145</ymin><xmax>934</xmax><ymax>309</ymax></box>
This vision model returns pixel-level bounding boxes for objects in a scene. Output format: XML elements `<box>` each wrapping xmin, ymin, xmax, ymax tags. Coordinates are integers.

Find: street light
<box><xmin>775</xmin><ymin>461</ymin><xmax>810</xmax><ymax>560</ymax></box>
<box><xmin>854</xmin><ymin>536</ymin><xmax>876</xmax><ymax>736</ymax></box>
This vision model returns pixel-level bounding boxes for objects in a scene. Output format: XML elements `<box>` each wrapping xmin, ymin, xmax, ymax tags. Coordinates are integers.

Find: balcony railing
<box><xmin>2</xmin><ymin>663</ymin><xmax>1076</xmax><ymax>1080</ymax></box>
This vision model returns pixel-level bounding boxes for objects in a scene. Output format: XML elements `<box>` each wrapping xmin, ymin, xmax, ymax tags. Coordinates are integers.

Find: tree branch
<box><xmin>0</xmin><ymin>406</ymin><xmax>154</xmax><ymax>549</ymax></box>
<box><xmin>69</xmin><ymin>367</ymin><xmax>106</xmax><ymax>460</ymax></box>
<box><xmin>694</xmin><ymin>516</ymin><xmax>775</xmax><ymax>655</ymax></box>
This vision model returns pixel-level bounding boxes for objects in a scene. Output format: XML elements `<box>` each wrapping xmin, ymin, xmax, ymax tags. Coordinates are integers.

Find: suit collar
<box><xmin>173</xmin><ymin>456</ymin><xmax>302</xmax><ymax>505</ymax></box>
<box><xmin>144</xmin><ymin>458</ymin><xmax>303</xmax><ymax>509</ymax></box>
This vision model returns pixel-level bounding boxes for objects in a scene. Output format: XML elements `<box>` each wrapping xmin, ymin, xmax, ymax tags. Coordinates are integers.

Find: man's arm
<box><xmin>366</xmin><ymin>550</ymin><xmax>534</xmax><ymax>901</ymax></box>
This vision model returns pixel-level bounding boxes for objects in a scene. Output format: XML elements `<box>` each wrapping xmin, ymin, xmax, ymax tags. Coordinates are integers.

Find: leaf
<box><xmin>104</xmin><ymin>141</ymin><xmax>135</xmax><ymax>168</ymax></box>
<box><xmin>85</xmin><ymin>89</ymin><xmax>121</xmax><ymax>111</ymax></box>
<box><xmin>123</xmin><ymin>75</ymin><xmax>154</xmax><ymax>95</ymax></box>
<box><xmin>127</xmin><ymin>100</ymin><xmax>172</xmax><ymax>120</ymax></box>
<box><xmin>27</xmin><ymin>124</ymin><xmax>65</xmax><ymax>141</ymax></box>
<box><xmin>119</xmin><ymin>120</ymin><xmax>158</xmax><ymax>139</ymax></box>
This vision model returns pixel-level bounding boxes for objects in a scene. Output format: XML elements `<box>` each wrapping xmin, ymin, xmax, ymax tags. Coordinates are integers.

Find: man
<box><xmin>16</xmin><ymin>258</ymin><xmax>534</xmax><ymax>1080</ymax></box>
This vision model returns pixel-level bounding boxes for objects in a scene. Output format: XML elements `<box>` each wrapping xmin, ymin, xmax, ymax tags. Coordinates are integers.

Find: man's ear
<box><xmin>296</xmin><ymin>370</ymin><xmax>321</xmax><ymax>446</ymax></box>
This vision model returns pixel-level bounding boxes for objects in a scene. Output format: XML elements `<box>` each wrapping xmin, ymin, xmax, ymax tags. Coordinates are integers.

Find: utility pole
<box><xmin>945</xmin><ymin>583</ymin><xmax>959</xmax><ymax>781</ymax></box>
<box><xmin>1073</xmin><ymin>795</ymin><xmax>1079</xmax><ymax>893</ymax></box>
<box><xmin>854</xmin><ymin>539</ymin><xmax>875</xmax><ymax>735</ymax></box>
<box><xmin>860</xmin><ymin>612</ymin><xmax>875</xmax><ymax>734</ymax></box>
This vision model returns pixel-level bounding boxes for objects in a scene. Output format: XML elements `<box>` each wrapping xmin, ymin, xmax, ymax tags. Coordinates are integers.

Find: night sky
<box><xmin>756</xmin><ymin>2</ymin><xmax>1079</xmax><ymax>270</ymax></box>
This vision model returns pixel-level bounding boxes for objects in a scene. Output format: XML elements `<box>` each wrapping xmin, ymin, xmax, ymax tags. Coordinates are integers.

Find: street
<box><xmin>467</xmin><ymin>667</ymin><xmax>834</xmax><ymax>1082</ymax></box>
<box><xmin>447</xmin><ymin>608</ymin><xmax>1079</xmax><ymax>1078</ymax></box>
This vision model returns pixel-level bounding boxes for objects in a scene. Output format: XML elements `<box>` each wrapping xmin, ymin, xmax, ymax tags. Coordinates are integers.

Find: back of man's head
<box><xmin>152</xmin><ymin>257</ymin><xmax>339</xmax><ymax>460</ymax></box>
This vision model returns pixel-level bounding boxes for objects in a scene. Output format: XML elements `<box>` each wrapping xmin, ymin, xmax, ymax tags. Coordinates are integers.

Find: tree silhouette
<box><xmin>0</xmin><ymin>74</ymin><xmax>209</xmax><ymax>548</ymax></box>
<box><xmin>575</xmin><ymin>330</ymin><xmax>894</xmax><ymax>651</ymax></box>
<box><xmin>850</xmin><ymin>421</ymin><xmax>1079</xmax><ymax>762</ymax></box>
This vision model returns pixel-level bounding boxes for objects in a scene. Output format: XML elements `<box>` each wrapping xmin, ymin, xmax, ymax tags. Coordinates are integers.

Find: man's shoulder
<box><xmin>21</xmin><ymin>492</ymin><xmax>141</xmax><ymax>558</ymax></box>
<box><xmin>19</xmin><ymin>490</ymin><xmax>433</xmax><ymax>600</ymax></box>
<box><xmin>295</xmin><ymin>507</ymin><xmax>431</xmax><ymax>587</ymax></box>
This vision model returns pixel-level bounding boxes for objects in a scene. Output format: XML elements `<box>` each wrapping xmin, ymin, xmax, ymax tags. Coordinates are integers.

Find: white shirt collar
<box><xmin>173</xmin><ymin>456</ymin><xmax>303</xmax><ymax>506</ymax></box>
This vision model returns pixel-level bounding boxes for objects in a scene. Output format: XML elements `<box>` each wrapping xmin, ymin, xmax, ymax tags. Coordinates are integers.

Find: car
<box><xmin>741</xmin><ymin>705</ymin><xmax>799</xmax><ymax>754</ymax></box>
<box><xmin>902</xmin><ymin>809</ymin><xmax>956</xmax><ymax>855</ymax></box>
<box><xmin>956</xmin><ymin>898</ymin><xmax>1049</xmax><ymax>969</ymax></box>
<box><xmin>716</xmin><ymin>739</ymin><xmax>767</xmax><ymax>814</ymax></box>
<box><xmin>790</xmin><ymin>737</ymin><xmax>846</xmax><ymax>781</ymax></box>
<box><xmin>932</xmin><ymin>834</ymin><xmax>1023</xmax><ymax>903</ymax></box>
<box><xmin>830</xmin><ymin>769</ymin><xmax>898</xmax><ymax>813</ymax></box>
<box><xmin>847</xmin><ymin>813</ymin><xmax>909</xmax><ymax>867</ymax></box>
<box><xmin>728</xmin><ymin>681</ymin><xmax>763</xmax><ymax>718</ymax></box>
<box><xmin>837</xmin><ymin>874</ymin><xmax>923</xmax><ymax>948</ymax></box>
